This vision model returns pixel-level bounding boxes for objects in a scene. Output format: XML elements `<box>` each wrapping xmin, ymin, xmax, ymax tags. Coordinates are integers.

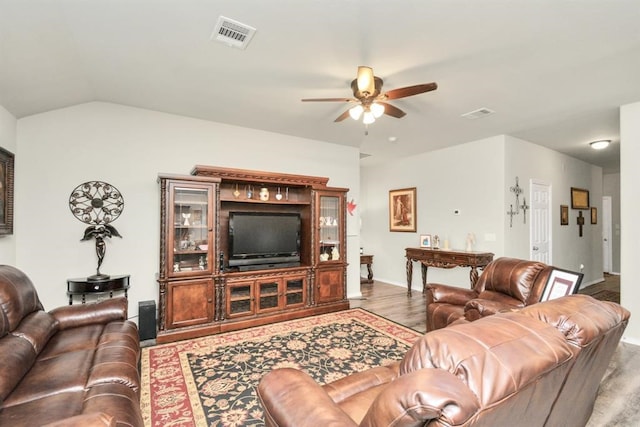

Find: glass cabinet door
<box><xmin>169</xmin><ymin>183</ymin><xmax>214</xmax><ymax>277</ymax></box>
<box><xmin>318</xmin><ymin>193</ymin><xmax>342</xmax><ymax>263</ymax></box>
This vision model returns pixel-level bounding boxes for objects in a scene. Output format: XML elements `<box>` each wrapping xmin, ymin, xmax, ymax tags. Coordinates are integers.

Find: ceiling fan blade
<box><xmin>301</xmin><ymin>97</ymin><xmax>356</xmax><ymax>102</ymax></box>
<box><xmin>380</xmin><ymin>102</ymin><xmax>406</xmax><ymax>118</ymax></box>
<box><xmin>384</xmin><ymin>82</ymin><xmax>438</xmax><ymax>100</ymax></box>
<box><xmin>334</xmin><ymin>110</ymin><xmax>351</xmax><ymax>122</ymax></box>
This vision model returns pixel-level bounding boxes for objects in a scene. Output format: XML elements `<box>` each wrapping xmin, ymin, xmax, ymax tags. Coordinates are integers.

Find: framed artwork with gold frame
<box><xmin>389</xmin><ymin>187</ymin><xmax>417</xmax><ymax>232</ymax></box>
<box><xmin>570</xmin><ymin>187</ymin><xmax>589</xmax><ymax>210</ymax></box>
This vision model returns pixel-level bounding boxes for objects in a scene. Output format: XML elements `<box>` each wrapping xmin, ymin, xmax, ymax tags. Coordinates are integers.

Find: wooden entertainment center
<box><xmin>156</xmin><ymin>166</ymin><xmax>349</xmax><ymax>343</ymax></box>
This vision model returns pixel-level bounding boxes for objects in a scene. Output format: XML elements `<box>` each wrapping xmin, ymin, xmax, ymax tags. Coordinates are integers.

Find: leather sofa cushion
<box><xmin>0</xmin><ymin>391</ymin><xmax>85</xmax><ymax>427</ymax></box>
<box><xmin>87</xmin><ymin>322</ymin><xmax>140</xmax><ymax>392</ymax></box>
<box><xmin>38</xmin><ymin>325</ymin><xmax>106</xmax><ymax>360</ymax></box>
<box><xmin>4</xmin><ymin>349</ymin><xmax>93</xmax><ymax>407</ymax></box>
<box><xmin>0</xmin><ymin>335</ymin><xmax>37</xmax><ymax>401</ymax></box>
<box><xmin>11</xmin><ymin>311</ymin><xmax>58</xmax><ymax>354</ymax></box>
<box><xmin>400</xmin><ymin>312</ymin><xmax>574</xmax><ymax>407</ymax></box>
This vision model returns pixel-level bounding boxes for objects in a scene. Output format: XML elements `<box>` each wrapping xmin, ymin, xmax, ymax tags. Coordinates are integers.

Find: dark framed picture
<box><xmin>540</xmin><ymin>268</ymin><xmax>584</xmax><ymax>301</ymax></box>
<box><xmin>389</xmin><ymin>187</ymin><xmax>416</xmax><ymax>232</ymax></box>
<box><xmin>560</xmin><ymin>205</ymin><xmax>569</xmax><ymax>225</ymax></box>
<box><xmin>420</xmin><ymin>234</ymin><xmax>431</xmax><ymax>248</ymax></box>
<box><xmin>0</xmin><ymin>147</ymin><xmax>14</xmax><ymax>235</ymax></box>
<box><xmin>570</xmin><ymin>187</ymin><xmax>589</xmax><ymax>210</ymax></box>
<box><xmin>591</xmin><ymin>207</ymin><xmax>597</xmax><ymax>224</ymax></box>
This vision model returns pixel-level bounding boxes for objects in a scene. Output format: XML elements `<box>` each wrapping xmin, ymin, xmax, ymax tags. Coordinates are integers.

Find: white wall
<box><xmin>361</xmin><ymin>136</ymin><xmax>505</xmax><ymax>292</ymax></box>
<box><xmin>0</xmin><ymin>105</ymin><xmax>17</xmax><ymax>264</ymax></box>
<box><xmin>361</xmin><ymin>134</ymin><xmax>605</xmax><ymax>293</ymax></box>
<box><xmin>620</xmin><ymin>101</ymin><xmax>640</xmax><ymax>343</ymax></box>
<box><xmin>504</xmin><ymin>136</ymin><xmax>604</xmax><ymax>283</ymax></box>
<box><xmin>15</xmin><ymin>102</ymin><xmax>361</xmax><ymax>318</ymax></box>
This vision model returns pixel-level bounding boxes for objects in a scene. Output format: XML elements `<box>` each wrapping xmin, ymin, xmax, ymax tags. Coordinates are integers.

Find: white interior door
<box><xmin>530</xmin><ymin>181</ymin><xmax>552</xmax><ymax>263</ymax></box>
<box><xmin>602</xmin><ymin>196</ymin><xmax>612</xmax><ymax>273</ymax></box>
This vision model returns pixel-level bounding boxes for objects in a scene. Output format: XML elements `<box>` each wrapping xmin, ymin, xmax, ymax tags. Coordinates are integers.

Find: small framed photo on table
<box><xmin>540</xmin><ymin>268</ymin><xmax>584</xmax><ymax>302</ymax></box>
<box><xmin>420</xmin><ymin>234</ymin><xmax>432</xmax><ymax>248</ymax></box>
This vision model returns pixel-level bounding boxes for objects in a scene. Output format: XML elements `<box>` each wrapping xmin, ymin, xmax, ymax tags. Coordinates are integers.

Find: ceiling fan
<box><xmin>302</xmin><ymin>66</ymin><xmax>437</xmax><ymax>124</ymax></box>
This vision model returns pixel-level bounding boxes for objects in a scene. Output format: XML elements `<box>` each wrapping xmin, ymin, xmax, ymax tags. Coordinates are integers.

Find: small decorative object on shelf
<box><xmin>432</xmin><ymin>235</ymin><xmax>440</xmax><ymax>249</ymax></box>
<box><xmin>331</xmin><ymin>246</ymin><xmax>340</xmax><ymax>260</ymax></box>
<box><xmin>259</xmin><ymin>187</ymin><xmax>269</xmax><ymax>201</ymax></box>
<box><xmin>320</xmin><ymin>252</ymin><xmax>330</xmax><ymax>261</ymax></box>
<box><xmin>182</xmin><ymin>213</ymin><xmax>191</xmax><ymax>226</ymax></box>
<box><xmin>69</xmin><ymin>181</ymin><xmax>124</xmax><ymax>281</ymax></box>
<box><xmin>275</xmin><ymin>187</ymin><xmax>283</xmax><ymax>200</ymax></box>
<box><xmin>465</xmin><ymin>233</ymin><xmax>476</xmax><ymax>251</ymax></box>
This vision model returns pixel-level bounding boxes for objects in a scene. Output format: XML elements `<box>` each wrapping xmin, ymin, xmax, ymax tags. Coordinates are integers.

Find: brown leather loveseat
<box><xmin>258</xmin><ymin>294</ymin><xmax>629</xmax><ymax>427</ymax></box>
<box><xmin>0</xmin><ymin>265</ymin><xmax>143</xmax><ymax>426</ymax></box>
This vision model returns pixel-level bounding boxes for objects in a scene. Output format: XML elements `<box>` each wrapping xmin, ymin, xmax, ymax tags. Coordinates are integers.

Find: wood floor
<box><xmin>350</xmin><ymin>273</ymin><xmax>621</xmax><ymax>334</ymax></box>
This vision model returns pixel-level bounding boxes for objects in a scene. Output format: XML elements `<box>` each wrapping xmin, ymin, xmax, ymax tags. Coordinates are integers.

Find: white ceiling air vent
<box><xmin>461</xmin><ymin>107</ymin><xmax>495</xmax><ymax>120</ymax></box>
<box><xmin>212</xmin><ymin>16</ymin><xmax>256</xmax><ymax>49</ymax></box>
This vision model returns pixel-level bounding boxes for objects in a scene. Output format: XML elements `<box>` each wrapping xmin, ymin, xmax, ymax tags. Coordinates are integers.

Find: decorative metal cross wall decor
<box><xmin>510</xmin><ymin>177</ymin><xmax>523</xmax><ymax>214</ymax></box>
<box><xmin>520</xmin><ymin>197</ymin><xmax>529</xmax><ymax>224</ymax></box>
<box><xmin>507</xmin><ymin>204</ymin><xmax>517</xmax><ymax>228</ymax></box>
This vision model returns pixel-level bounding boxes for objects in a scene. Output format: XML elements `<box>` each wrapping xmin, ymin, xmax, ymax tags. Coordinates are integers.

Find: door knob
<box><xmin>532</xmin><ymin>246</ymin><xmax>539</xmax><ymax>251</ymax></box>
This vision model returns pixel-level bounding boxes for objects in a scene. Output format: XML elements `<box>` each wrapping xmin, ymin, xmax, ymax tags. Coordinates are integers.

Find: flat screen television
<box><xmin>228</xmin><ymin>212</ymin><xmax>301</xmax><ymax>269</ymax></box>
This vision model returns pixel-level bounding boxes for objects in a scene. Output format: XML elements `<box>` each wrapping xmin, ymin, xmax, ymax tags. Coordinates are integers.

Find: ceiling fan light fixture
<box><xmin>363</xmin><ymin>110</ymin><xmax>376</xmax><ymax>125</ymax></box>
<box><xmin>590</xmin><ymin>139</ymin><xmax>611</xmax><ymax>150</ymax></box>
<box><xmin>357</xmin><ymin>66</ymin><xmax>375</xmax><ymax>95</ymax></box>
<box><xmin>349</xmin><ymin>105</ymin><xmax>364</xmax><ymax>120</ymax></box>
<box><xmin>371</xmin><ymin>102</ymin><xmax>385</xmax><ymax>118</ymax></box>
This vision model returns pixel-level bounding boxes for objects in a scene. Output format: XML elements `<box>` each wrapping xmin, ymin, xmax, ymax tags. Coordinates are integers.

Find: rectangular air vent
<box><xmin>212</xmin><ymin>16</ymin><xmax>256</xmax><ymax>49</ymax></box>
<box><xmin>461</xmin><ymin>107</ymin><xmax>495</xmax><ymax>120</ymax></box>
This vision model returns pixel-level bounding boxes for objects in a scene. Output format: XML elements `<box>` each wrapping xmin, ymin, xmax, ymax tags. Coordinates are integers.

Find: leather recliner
<box><xmin>425</xmin><ymin>257</ymin><xmax>553</xmax><ymax>331</ymax></box>
<box><xmin>258</xmin><ymin>294</ymin><xmax>629</xmax><ymax>427</ymax></box>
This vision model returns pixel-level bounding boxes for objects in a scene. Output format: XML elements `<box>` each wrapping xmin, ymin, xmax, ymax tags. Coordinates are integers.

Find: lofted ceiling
<box><xmin>2</xmin><ymin>1</ymin><xmax>638</xmax><ymax>173</ymax></box>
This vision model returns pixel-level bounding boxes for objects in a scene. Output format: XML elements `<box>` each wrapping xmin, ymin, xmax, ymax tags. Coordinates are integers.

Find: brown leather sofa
<box><xmin>258</xmin><ymin>294</ymin><xmax>629</xmax><ymax>427</ymax></box>
<box><xmin>0</xmin><ymin>265</ymin><xmax>143</xmax><ymax>427</ymax></box>
<box><xmin>426</xmin><ymin>257</ymin><xmax>554</xmax><ymax>331</ymax></box>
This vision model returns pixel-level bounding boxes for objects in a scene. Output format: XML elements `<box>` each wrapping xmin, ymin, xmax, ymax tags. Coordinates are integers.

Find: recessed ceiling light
<box><xmin>590</xmin><ymin>140</ymin><xmax>611</xmax><ymax>150</ymax></box>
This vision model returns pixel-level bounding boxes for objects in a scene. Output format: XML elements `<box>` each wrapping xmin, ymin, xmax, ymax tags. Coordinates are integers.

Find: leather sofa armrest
<box><xmin>49</xmin><ymin>297</ymin><xmax>128</xmax><ymax>330</ymax></box>
<box><xmin>258</xmin><ymin>368</ymin><xmax>358</xmax><ymax>427</ymax></box>
<box><xmin>427</xmin><ymin>283</ymin><xmax>477</xmax><ymax>305</ymax></box>
<box><xmin>360</xmin><ymin>369</ymin><xmax>480</xmax><ymax>427</ymax></box>
<box><xmin>41</xmin><ymin>412</ymin><xmax>115</xmax><ymax>427</ymax></box>
<box><xmin>323</xmin><ymin>362</ymin><xmax>399</xmax><ymax>404</ymax></box>
<box><xmin>464</xmin><ymin>297</ymin><xmax>521</xmax><ymax>321</ymax></box>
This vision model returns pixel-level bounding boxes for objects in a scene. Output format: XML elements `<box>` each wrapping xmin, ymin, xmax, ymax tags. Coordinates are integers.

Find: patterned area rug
<box><xmin>141</xmin><ymin>308</ymin><xmax>421</xmax><ymax>427</ymax></box>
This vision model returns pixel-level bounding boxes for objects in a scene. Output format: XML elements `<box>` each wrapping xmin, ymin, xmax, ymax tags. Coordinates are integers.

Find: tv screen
<box><xmin>229</xmin><ymin>212</ymin><xmax>301</xmax><ymax>268</ymax></box>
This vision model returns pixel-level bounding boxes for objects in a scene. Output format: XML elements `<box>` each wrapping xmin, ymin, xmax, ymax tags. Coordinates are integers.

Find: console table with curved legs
<box><xmin>405</xmin><ymin>248</ymin><xmax>494</xmax><ymax>296</ymax></box>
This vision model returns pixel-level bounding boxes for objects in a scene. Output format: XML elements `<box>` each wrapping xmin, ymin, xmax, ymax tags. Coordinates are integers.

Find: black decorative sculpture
<box><xmin>69</xmin><ymin>181</ymin><xmax>124</xmax><ymax>281</ymax></box>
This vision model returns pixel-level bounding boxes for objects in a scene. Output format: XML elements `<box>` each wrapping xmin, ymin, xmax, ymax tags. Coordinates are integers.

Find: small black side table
<box><xmin>67</xmin><ymin>274</ymin><xmax>130</xmax><ymax>305</ymax></box>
